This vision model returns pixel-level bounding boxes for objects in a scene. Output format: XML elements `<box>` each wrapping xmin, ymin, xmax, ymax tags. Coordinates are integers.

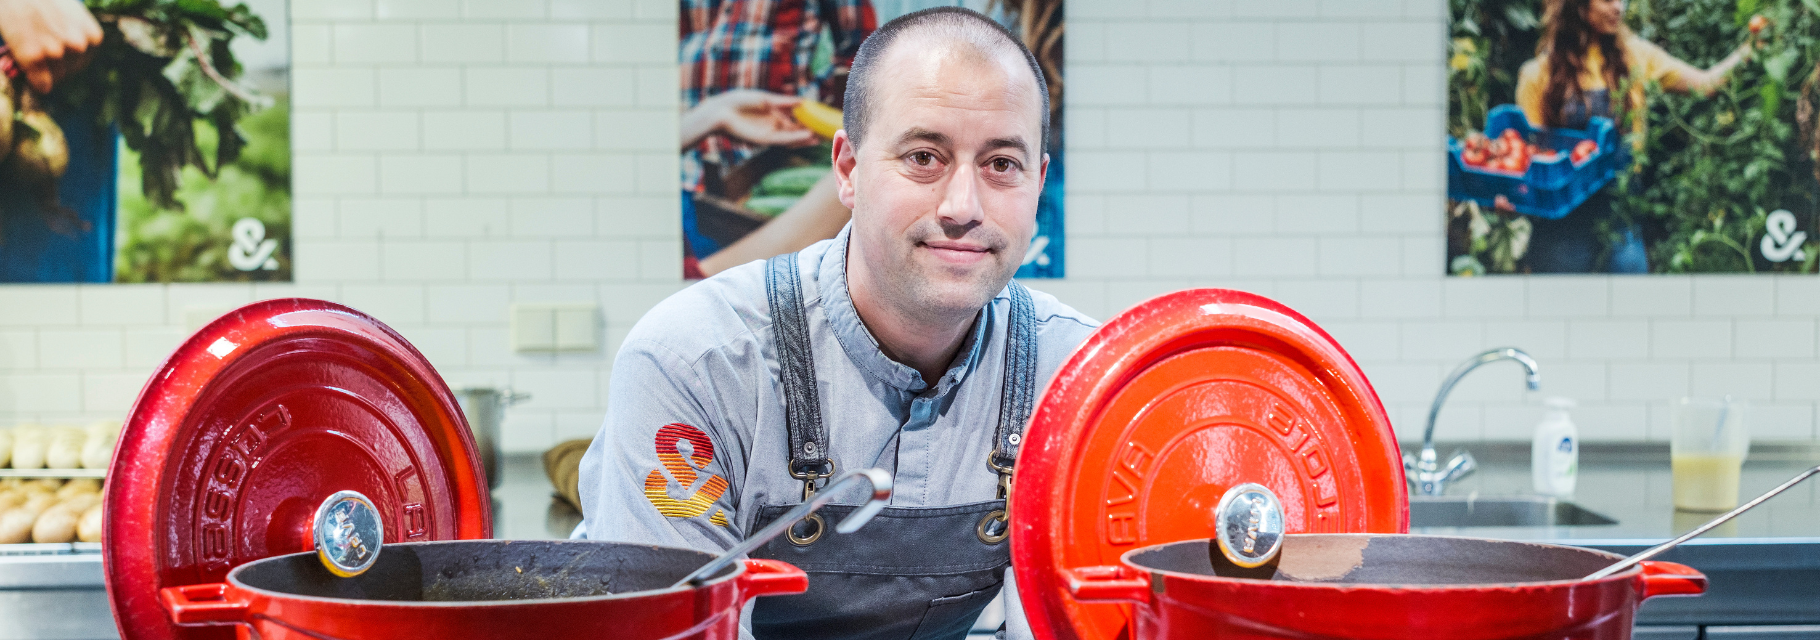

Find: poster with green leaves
<box><xmin>0</xmin><ymin>0</ymin><xmax>288</xmax><ymax>283</ymax></box>
<box><xmin>1446</xmin><ymin>0</ymin><xmax>1818</xmax><ymax>275</ymax></box>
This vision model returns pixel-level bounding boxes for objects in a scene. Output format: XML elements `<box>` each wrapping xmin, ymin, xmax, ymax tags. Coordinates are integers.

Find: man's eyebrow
<box><xmin>983</xmin><ymin>137</ymin><xmax>1029</xmax><ymax>159</ymax></box>
<box><xmin>893</xmin><ymin>129</ymin><xmax>1031</xmax><ymax>159</ymax></box>
<box><xmin>895</xmin><ymin>127</ymin><xmax>950</xmax><ymax>147</ymax></box>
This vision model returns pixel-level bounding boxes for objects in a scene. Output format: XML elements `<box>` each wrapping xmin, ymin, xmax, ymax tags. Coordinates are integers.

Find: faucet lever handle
<box><xmin>1441</xmin><ymin>450</ymin><xmax>1477</xmax><ymax>483</ymax></box>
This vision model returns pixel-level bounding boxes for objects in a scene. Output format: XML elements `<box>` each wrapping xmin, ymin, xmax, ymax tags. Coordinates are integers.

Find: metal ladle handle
<box><xmin>1585</xmin><ymin>464</ymin><xmax>1820</xmax><ymax>580</ymax></box>
<box><xmin>671</xmin><ymin>468</ymin><xmax>892</xmax><ymax>588</ymax></box>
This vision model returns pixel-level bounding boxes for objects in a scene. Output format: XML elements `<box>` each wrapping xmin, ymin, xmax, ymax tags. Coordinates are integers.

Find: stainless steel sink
<box><xmin>1409</xmin><ymin>495</ymin><xmax>1618</xmax><ymax>528</ymax></box>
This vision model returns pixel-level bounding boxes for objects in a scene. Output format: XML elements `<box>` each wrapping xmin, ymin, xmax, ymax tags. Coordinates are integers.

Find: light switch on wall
<box><xmin>512</xmin><ymin>304</ymin><xmax>557</xmax><ymax>352</ymax></box>
<box><xmin>512</xmin><ymin>303</ymin><xmax>599</xmax><ymax>353</ymax></box>
<box><xmin>554</xmin><ymin>305</ymin><xmax>598</xmax><ymax>351</ymax></box>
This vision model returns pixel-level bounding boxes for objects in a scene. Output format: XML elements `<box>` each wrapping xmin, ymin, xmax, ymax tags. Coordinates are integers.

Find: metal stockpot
<box><xmin>1066</xmin><ymin>534</ymin><xmax>1707</xmax><ymax>640</ymax></box>
<box><xmin>453</xmin><ymin>387</ymin><xmax>528</xmax><ymax>488</ymax></box>
<box><xmin>159</xmin><ymin>540</ymin><xmax>807</xmax><ymax>640</ymax></box>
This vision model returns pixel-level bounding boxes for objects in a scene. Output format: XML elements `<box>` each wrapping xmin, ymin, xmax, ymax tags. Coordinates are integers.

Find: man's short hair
<box><xmin>842</xmin><ymin>7</ymin><xmax>1050</xmax><ymax>154</ymax></box>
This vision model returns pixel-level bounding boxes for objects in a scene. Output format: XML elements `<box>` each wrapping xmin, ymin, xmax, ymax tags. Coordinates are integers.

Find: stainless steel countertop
<box><xmin>490</xmin><ymin>445</ymin><xmax>1820</xmax><ymax>544</ymax></box>
<box><xmin>1408</xmin><ymin>442</ymin><xmax>1820</xmax><ymax>545</ymax></box>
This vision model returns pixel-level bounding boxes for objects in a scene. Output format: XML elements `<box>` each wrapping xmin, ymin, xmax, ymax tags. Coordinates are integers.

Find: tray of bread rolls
<box><xmin>0</xmin><ymin>423</ymin><xmax>119</xmax><ymax>548</ymax></box>
<box><xmin>0</xmin><ymin>477</ymin><xmax>106</xmax><ymax>545</ymax></box>
<box><xmin>0</xmin><ymin>422</ymin><xmax>119</xmax><ymax>478</ymax></box>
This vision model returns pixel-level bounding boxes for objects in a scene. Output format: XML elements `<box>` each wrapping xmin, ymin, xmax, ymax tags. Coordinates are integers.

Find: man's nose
<box><xmin>936</xmin><ymin>163</ymin><xmax>985</xmax><ymax>226</ymax></box>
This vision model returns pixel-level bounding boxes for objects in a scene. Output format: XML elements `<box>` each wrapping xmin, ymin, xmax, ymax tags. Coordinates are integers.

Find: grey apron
<box><xmin>749</xmin><ymin>253</ymin><xmax>1037</xmax><ymax>640</ymax></box>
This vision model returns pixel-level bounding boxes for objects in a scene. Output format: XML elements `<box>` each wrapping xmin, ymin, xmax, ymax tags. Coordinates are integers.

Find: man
<box><xmin>575</xmin><ymin>7</ymin><xmax>1095</xmax><ymax>638</ymax></box>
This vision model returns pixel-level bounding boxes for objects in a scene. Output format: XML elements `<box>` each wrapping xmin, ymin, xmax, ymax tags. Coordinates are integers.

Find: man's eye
<box><xmin>991</xmin><ymin>159</ymin><xmax>1016</xmax><ymax>172</ymax></box>
<box><xmin>910</xmin><ymin>152</ymin><xmax>935</xmax><ymax>166</ymax></box>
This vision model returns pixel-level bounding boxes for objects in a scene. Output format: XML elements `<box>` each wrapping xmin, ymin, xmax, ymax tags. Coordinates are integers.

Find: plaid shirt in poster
<box><xmin>680</xmin><ymin>0</ymin><xmax>875</xmax><ymax>191</ymax></box>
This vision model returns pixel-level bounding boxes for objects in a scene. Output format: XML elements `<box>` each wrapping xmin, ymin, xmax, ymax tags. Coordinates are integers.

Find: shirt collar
<box><xmin>815</xmin><ymin>224</ymin><xmax>993</xmax><ymax>394</ymax></box>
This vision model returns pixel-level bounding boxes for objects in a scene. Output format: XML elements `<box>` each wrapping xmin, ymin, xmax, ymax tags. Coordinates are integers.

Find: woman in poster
<box><xmin>1510</xmin><ymin>0</ymin><xmax>1753</xmax><ymax>272</ymax></box>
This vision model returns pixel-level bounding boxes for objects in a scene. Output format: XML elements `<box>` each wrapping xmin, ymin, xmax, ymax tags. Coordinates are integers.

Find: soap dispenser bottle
<box><xmin>1531</xmin><ymin>397</ymin><xmax>1578</xmax><ymax>497</ymax></box>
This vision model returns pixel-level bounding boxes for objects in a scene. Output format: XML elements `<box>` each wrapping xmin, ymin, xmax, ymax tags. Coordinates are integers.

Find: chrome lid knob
<box><xmin>1213</xmin><ymin>483</ymin><xmax>1285</xmax><ymax>569</ymax></box>
<box><xmin>313</xmin><ymin>490</ymin><xmax>382</xmax><ymax>578</ymax></box>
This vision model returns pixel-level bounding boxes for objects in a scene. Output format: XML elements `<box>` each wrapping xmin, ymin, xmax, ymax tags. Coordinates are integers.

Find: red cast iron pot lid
<box><xmin>1010</xmin><ymin>289</ymin><xmax>1408</xmax><ymax>640</ymax></box>
<box><xmin>103</xmin><ymin>299</ymin><xmax>492</xmax><ymax>640</ymax></box>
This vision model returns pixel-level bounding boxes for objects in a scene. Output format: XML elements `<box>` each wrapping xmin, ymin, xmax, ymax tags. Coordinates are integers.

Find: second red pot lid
<box><xmin>102</xmin><ymin>299</ymin><xmax>492</xmax><ymax>640</ymax></box>
<box><xmin>1011</xmin><ymin>289</ymin><xmax>1408</xmax><ymax>640</ymax></box>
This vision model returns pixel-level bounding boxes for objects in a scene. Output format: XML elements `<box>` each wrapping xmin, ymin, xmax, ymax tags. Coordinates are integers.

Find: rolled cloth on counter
<box><xmin>543</xmin><ymin>439</ymin><xmax>589</xmax><ymax>511</ymax></box>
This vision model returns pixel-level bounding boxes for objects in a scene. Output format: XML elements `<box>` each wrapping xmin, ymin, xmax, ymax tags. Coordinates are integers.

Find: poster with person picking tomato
<box><xmin>0</xmin><ymin>0</ymin><xmax>291</xmax><ymax>284</ymax></box>
<box><xmin>679</xmin><ymin>0</ymin><xmax>1065</xmax><ymax>279</ymax></box>
<box><xmin>1447</xmin><ymin>0</ymin><xmax>1817</xmax><ymax>275</ymax></box>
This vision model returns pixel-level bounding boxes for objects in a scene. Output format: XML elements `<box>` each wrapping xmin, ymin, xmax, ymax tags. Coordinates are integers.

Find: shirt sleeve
<box><xmin>573</xmin><ymin>338</ymin><xmax>745</xmax><ymax>553</ymax></box>
<box><xmin>1515</xmin><ymin>57</ymin><xmax>1546</xmax><ymax>127</ymax></box>
<box><xmin>1625</xmin><ymin>35</ymin><xmax>1694</xmax><ymax>91</ymax></box>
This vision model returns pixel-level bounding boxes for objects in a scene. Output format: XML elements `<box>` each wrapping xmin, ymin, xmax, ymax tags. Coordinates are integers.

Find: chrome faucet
<box><xmin>1406</xmin><ymin>348</ymin><xmax>1542</xmax><ymax>496</ymax></box>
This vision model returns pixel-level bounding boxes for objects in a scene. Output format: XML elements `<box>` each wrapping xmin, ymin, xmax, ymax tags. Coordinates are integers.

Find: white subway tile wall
<box><xmin>0</xmin><ymin>0</ymin><xmax>1814</xmax><ymax>451</ymax></box>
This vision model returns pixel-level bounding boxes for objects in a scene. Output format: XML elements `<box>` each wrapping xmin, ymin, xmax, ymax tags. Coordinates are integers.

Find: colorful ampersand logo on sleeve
<box><xmin>644</xmin><ymin>423</ymin><xmax>730</xmax><ymax>527</ymax></box>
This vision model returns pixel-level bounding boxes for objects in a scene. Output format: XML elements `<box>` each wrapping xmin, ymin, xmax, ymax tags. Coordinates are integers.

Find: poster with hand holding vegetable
<box><xmin>1446</xmin><ymin>0</ymin><xmax>1818</xmax><ymax>275</ymax></box>
<box><xmin>0</xmin><ymin>0</ymin><xmax>287</xmax><ymax>283</ymax></box>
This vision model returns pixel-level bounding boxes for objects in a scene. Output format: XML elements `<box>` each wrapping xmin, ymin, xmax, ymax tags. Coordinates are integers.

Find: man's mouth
<box><xmin>920</xmin><ymin>240</ymin><xmax>993</xmax><ymax>264</ymax></box>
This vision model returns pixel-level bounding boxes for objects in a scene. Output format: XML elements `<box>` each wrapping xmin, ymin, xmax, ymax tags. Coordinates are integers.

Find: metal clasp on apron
<box><xmin>977</xmin><ymin>455</ymin><xmax>1014</xmax><ymax>544</ymax></box>
<box><xmin>788</xmin><ymin>459</ymin><xmax>838</xmax><ymax>546</ymax></box>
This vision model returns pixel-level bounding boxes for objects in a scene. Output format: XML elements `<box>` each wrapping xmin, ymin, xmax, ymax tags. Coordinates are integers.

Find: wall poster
<box><xmin>679</xmin><ymin>0</ymin><xmax>1065</xmax><ymax>279</ymax></box>
<box><xmin>1446</xmin><ymin>0</ymin><xmax>1818</xmax><ymax>275</ymax></box>
<box><xmin>0</xmin><ymin>0</ymin><xmax>289</xmax><ymax>283</ymax></box>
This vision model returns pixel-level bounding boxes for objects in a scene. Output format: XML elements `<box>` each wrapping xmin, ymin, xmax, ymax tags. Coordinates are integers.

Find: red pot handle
<box><xmin>160</xmin><ymin>583</ymin><xmax>250</xmax><ymax>625</ymax></box>
<box><xmin>739</xmin><ymin>558</ymin><xmax>809</xmax><ymax>600</ymax></box>
<box><xmin>1639</xmin><ymin>561</ymin><xmax>1707</xmax><ymax>599</ymax></box>
<box><xmin>1066</xmin><ymin>565</ymin><xmax>1151</xmax><ymax>605</ymax></box>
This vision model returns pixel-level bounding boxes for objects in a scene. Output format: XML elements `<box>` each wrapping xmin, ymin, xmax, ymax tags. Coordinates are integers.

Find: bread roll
<box><xmin>26</xmin><ymin>477</ymin><xmax>62</xmax><ymax>492</ymax></box>
<box><xmin>56</xmin><ymin>478</ymin><xmax>100</xmax><ymax>499</ymax></box>
<box><xmin>77</xmin><ymin>503</ymin><xmax>103</xmax><ymax>543</ymax></box>
<box><xmin>57</xmin><ymin>493</ymin><xmax>100</xmax><ymax>515</ymax></box>
<box><xmin>0</xmin><ymin>477</ymin><xmax>21</xmax><ymax>490</ymax></box>
<box><xmin>10</xmin><ymin>426</ymin><xmax>46</xmax><ymax>469</ymax></box>
<box><xmin>80</xmin><ymin>422</ymin><xmax>118</xmax><ymax>470</ymax></box>
<box><xmin>45</xmin><ymin>427</ymin><xmax>83</xmax><ymax>469</ymax></box>
<box><xmin>0</xmin><ymin>491</ymin><xmax>22</xmax><ymax>511</ymax></box>
<box><xmin>0</xmin><ymin>428</ymin><xmax>12</xmax><ymax>468</ymax></box>
<box><xmin>0</xmin><ymin>508</ymin><xmax>36</xmax><ymax>544</ymax></box>
<box><xmin>31</xmin><ymin>505</ymin><xmax>78</xmax><ymax>543</ymax></box>
<box><xmin>22</xmin><ymin>492</ymin><xmax>56</xmax><ymax>512</ymax></box>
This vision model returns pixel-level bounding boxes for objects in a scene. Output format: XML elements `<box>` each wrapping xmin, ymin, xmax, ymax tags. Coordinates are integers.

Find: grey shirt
<box><xmin>573</xmin><ymin>225</ymin><xmax>1097</xmax><ymax>632</ymax></box>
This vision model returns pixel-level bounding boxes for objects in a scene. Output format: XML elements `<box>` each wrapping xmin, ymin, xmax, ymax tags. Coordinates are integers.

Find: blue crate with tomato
<box><xmin>1446</xmin><ymin>104</ymin><xmax>1629</xmax><ymax>220</ymax></box>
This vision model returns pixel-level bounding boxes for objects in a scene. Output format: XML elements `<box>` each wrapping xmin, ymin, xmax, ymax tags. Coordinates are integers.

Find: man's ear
<box><xmin>1038</xmin><ymin>152</ymin><xmax>1050</xmax><ymax>190</ymax></box>
<box><xmin>832</xmin><ymin>129</ymin><xmax>859</xmax><ymax>210</ymax></box>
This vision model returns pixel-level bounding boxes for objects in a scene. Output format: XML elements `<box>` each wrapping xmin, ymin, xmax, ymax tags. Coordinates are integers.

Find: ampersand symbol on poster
<box><xmin>1760</xmin><ymin>210</ymin><xmax>1807</xmax><ymax>263</ymax></box>
<box><xmin>229</xmin><ymin>218</ymin><xmax>280</xmax><ymax>271</ymax></box>
<box><xmin>1021</xmin><ymin>235</ymin><xmax>1051</xmax><ymax>268</ymax></box>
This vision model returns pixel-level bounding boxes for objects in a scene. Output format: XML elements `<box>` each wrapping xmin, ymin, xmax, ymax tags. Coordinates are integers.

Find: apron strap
<box><xmin>989</xmin><ymin>282</ymin><xmax>1037</xmax><ymax>477</ymax></box>
<box><xmin>766</xmin><ymin>253</ymin><xmax>834</xmax><ymax>488</ymax></box>
<box><xmin>765</xmin><ymin>252</ymin><xmax>1036</xmax><ymax>497</ymax></box>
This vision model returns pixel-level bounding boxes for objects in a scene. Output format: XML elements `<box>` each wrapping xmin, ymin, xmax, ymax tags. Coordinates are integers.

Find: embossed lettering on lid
<box><xmin>1008</xmin><ymin>289</ymin><xmax>1408</xmax><ymax>640</ymax></box>
<box><xmin>104</xmin><ymin>298</ymin><xmax>491</xmax><ymax>640</ymax></box>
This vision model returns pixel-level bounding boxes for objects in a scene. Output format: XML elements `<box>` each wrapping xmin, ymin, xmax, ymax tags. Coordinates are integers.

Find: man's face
<box><xmin>833</xmin><ymin>38</ymin><xmax>1048</xmax><ymax>322</ymax></box>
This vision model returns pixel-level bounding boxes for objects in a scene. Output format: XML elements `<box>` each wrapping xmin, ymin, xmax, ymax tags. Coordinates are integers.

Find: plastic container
<box><xmin>1531</xmin><ymin>397</ymin><xmax>1578</xmax><ymax>498</ymax></box>
<box><xmin>1671</xmin><ymin>397</ymin><xmax>1749</xmax><ymax>512</ymax></box>
<box><xmin>1446</xmin><ymin>105</ymin><xmax>1630</xmax><ymax>220</ymax></box>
